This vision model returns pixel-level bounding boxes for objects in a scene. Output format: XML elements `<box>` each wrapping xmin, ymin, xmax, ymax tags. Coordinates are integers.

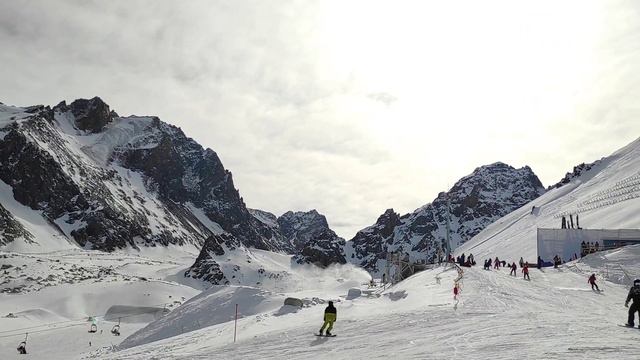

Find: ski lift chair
<box><xmin>88</xmin><ymin>324</ymin><xmax>97</xmax><ymax>333</ymax></box>
<box><xmin>111</xmin><ymin>324</ymin><xmax>120</xmax><ymax>336</ymax></box>
<box><xmin>17</xmin><ymin>341</ymin><xmax>27</xmax><ymax>354</ymax></box>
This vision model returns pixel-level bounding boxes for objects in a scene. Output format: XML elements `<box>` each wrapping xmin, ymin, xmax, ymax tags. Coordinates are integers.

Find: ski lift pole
<box><xmin>234</xmin><ymin>304</ymin><xmax>238</xmax><ymax>343</ymax></box>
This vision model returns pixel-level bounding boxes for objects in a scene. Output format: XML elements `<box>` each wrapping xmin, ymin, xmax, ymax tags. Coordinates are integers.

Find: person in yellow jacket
<box><xmin>319</xmin><ymin>301</ymin><xmax>337</xmax><ymax>336</ymax></box>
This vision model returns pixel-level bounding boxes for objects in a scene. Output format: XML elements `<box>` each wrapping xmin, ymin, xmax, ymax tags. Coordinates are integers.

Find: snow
<box><xmin>0</xmin><ymin>104</ymin><xmax>31</xmax><ymax>128</ymax></box>
<box><xmin>2</xmin><ymin>217</ymin><xmax>639</xmax><ymax>359</ymax></box>
<box><xmin>455</xmin><ymin>136</ymin><xmax>640</xmax><ymax>263</ymax></box>
<box><xmin>0</xmin><ymin>180</ymin><xmax>75</xmax><ymax>252</ymax></box>
<box><xmin>186</xmin><ymin>202</ymin><xmax>224</xmax><ymax>235</ymax></box>
<box><xmin>92</xmin><ymin>249</ymin><xmax>639</xmax><ymax>360</ymax></box>
<box><xmin>80</xmin><ymin>116</ymin><xmax>156</xmax><ymax>165</ymax></box>
<box><xmin>0</xmin><ymin>247</ymin><xmax>201</xmax><ymax>359</ymax></box>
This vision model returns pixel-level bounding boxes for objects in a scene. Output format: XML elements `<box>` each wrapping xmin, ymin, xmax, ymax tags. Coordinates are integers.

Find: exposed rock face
<box><xmin>0</xmin><ymin>98</ymin><xmax>291</xmax><ymax>252</ymax></box>
<box><xmin>293</xmin><ymin>228</ymin><xmax>346</xmax><ymax>268</ymax></box>
<box><xmin>57</xmin><ymin>97</ymin><xmax>116</xmax><ymax>133</ymax></box>
<box><xmin>348</xmin><ymin>209</ymin><xmax>401</xmax><ymax>272</ymax></box>
<box><xmin>548</xmin><ymin>162</ymin><xmax>598</xmax><ymax>190</ymax></box>
<box><xmin>184</xmin><ymin>233</ymin><xmax>242</xmax><ymax>284</ymax></box>
<box><xmin>0</xmin><ymin>203</ymin><xmax>32</xmax><ymax>246</ymax></box>
<box><xmin>277</xmin><ymin>210</ymin><xmax>330</xmax><ymax>251</ymax></box>
<box><xmin>188</xmin><ymin>208</ymin><xmax>345</xmax><ymax>282</ymax></box>
<box><xmin>348</xmin><ymin>162</ymin><xmax>546</xmax><ymax>274</ymax></box>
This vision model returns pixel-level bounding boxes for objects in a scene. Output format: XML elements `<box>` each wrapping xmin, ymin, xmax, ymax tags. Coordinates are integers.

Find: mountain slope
<box><xmin>347</xmin><ymin>162</ymin><xmax>546</xmax><ymax>274</ymax></box>
<box><xmin>455</xmin><ymin>137</ymin><xmax>640</xmax><ymax>262</ymax></box>
<box><xmin>0</xmin><ymin>98</ymin><xmax>289</xmax><ymax>253</ymax></box>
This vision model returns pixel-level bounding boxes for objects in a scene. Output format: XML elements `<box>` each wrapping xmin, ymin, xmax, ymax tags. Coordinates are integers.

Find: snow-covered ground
<box><xmin>0</xmin><ymin>246</ymin><xmax>201</xmax><ymax>359</ymax></box>
<box><xmin>1</xmin><ymin>238</ymin><xmax>638</xmax><ymax>359</ymax></box>
<box><xmin>91</xmin><ymin>246</ymin><xmax>639</xmax><ymax>360</ymax></box>
<box><xmin>455</xmin><ymin>138</ymin><xmax>640</xmax><ymax>263</ymax></box>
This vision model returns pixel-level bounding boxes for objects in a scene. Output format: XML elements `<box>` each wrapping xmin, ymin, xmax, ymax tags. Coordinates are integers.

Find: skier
<box><xmin>319</xmin><ymin>301</ymin><xmax>337</xmax><ymax>336</ymax></box>
<box><xmin>625</xmin><ymin>279</ymin><xmax>640</xmax><ymax>328</ymax></box>
<box><xmin>453</xmin><ymin>283</ymin><xmax>459</xmax><ymax>300</ymax></box>
<box><xmin>519</xmin><ymin>257</ymin><xmax>524</xmax><ymax>268</ymax></box>
<box><xmin>494</xmin><ymin>257</ymin><xmax>500</xmax><ymax>269</ymax></box>
<box><xmin>522</xmin><ymin>263</ymin><xmax>530</xmax><ymax>280</ymax></box>
<box><xmin>588</xmin><ymin>273</ymin><xmax>600</xmax><ymax>291</ymax></box>
<box><xmin>510</xmin><ymin>262</ymin><xmax>517</xmax><ymax>276</ymax></box>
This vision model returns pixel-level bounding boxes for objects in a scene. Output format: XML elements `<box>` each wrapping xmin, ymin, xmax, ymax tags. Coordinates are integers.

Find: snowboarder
<box><xmin>510</xmin><ymin>262</ymin><xmax>517</xmax><ymax>276</ymax></box>
<box><xmin>625</xmin><ymin>279</ymin><xmax>640</xmax><ymax>328</ymax></box>
<box><xmin>16</xmin><ymin>342</ymin><xmax>27</xmax><ymax>354</ymax></box>
<box><xmin>319</xmin><ymin>301</ymin><xmax>337</xmax><ymax>336</ymax></box>
<box><xmin>494</xmin><ymin>257</ymin><xmax>500</xmax><ymax>269</ymax></box>
<box><xmin>453</xmin><ymin>283</ymin><xmax>459</xmax><ymax>300</ymax></box>
<box><xmin>522</xmin><ymin>264</ymin><xmax>530</xmax><ymax>280</ymax></box>
<box><xmin>588</xmin><ymin>273</ymin><xmax>600</xmax><ymax>291</ymax></box>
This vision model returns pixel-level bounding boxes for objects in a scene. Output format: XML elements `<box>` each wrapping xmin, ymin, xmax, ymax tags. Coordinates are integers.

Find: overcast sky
<box><xmin>2</xmin><ymin>0</ymin><xmax>640</xmax><ymax>239</ymax></box>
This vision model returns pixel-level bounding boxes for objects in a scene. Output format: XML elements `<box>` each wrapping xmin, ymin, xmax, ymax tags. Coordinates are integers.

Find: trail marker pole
<box><xmin>234</xmin><ymin>304</ymin><xmax>238</xmax><ymax>343</ymax></box>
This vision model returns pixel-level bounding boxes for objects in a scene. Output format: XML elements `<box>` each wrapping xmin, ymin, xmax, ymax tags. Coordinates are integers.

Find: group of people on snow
<box><xmin>580</xmin><ymin>241</ymin><xmax>601</xmax><ymax>257</ymax></box>
<box><xmin>481</xmin><ymin>256</ymin><xmax>531</xmax><ymax>280</ymax></box>
<box><xmin>455</xmin><ymin>253</ymin><xmax>476</xmax><ymax>267</ymax></box>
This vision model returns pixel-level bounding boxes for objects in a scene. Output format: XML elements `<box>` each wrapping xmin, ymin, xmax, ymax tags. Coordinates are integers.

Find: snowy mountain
<box><xmin>277</xmin><ymin>210</ymin><xmax>333</xmax><ymax>251</ymax></box>
<box><xmin>456</xmin><ymin>137</ymin><xmax>640</xmax><ymax>263</ymax></box>
<box><xmin>186</xmin><ymin>209</ymin><xmax>344</xmax><ymax>283</ymax></box>
<box><xmin>292</xmin><ymin>227</ymin><xmax>347</xmax><ymax>267</ymax></box>
<box><xmin>347</xmin><ymin>162</ymin><xmax>546</xmax><ymax>274</ymax></box>
<box><xmin>0</xmin><ymin>98</ymin><xmax>289</xmax><ymax>253</ymax></box>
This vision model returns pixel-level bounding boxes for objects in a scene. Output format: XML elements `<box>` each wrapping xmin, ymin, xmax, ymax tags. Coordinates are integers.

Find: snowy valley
<box><xmin>1</xmin><ymin>98</ymin><xmax>640</xmax><ymax>359</ymax></box>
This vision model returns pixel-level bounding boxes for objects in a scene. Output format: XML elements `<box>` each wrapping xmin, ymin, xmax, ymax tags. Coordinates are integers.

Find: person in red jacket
<box><xmin>522</xmin><ymin>263</ymin><xmax>530</xmax><ymax>280</ymax></box>
<box><xmin>588</xmin><ymin>273</ymin><xmax>600</xmax><ymax>291</ymax></box>
<box><xmin>453</xmin><ymin>283</ymin><xmax>460</xmax><ymax>300</ymax></box>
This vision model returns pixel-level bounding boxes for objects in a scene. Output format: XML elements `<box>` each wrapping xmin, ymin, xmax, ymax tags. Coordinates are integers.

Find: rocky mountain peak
<box><xmin>277</xmin><ymin>210</ymin><xmax>330</xmax><ymax>251</ymax></box>
<box><xmin>54</xmin><ymin>96</ymin><xmax>117</xmax><ymax>133</ymax></box>
<box><xmin>0</xmin><ymin>97</ymin><xmax>292</xmax><ymax>253</ymax></box>
<box><xmin>374</xmin><ymin>209</ymin><xmax>401</xmax><ymax>238</ymax></box>
<box><xmin>292</xmin><ymin>227</ymin><xmax>346</xmax><ymax>268</ymax></box>
<box><xmin>347</xmin><ymin>162</ymin><xmax>546</xmax><ymax>274</ymax></box>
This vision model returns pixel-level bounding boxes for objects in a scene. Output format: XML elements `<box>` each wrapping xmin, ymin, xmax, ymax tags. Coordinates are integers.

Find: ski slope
<box><xmin>92</xmin><ymin>245</ymin><xmax>638</xmax><ymax>360</ymax></box>
<box><xmin>455</xmin><ymin>137</ymin><xmax>640</xmax><ymax>262</ymax></box>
